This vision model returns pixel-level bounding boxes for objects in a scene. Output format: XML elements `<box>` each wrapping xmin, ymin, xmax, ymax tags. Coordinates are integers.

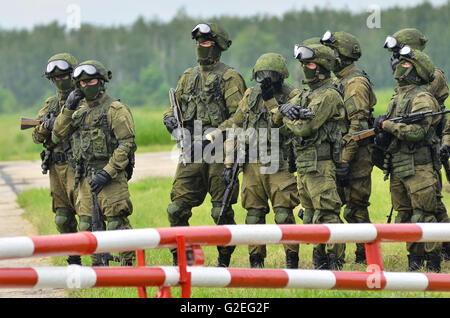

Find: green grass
<box><xmin>17</xmin><ymin>168</ymin><xmax>450</xmax><ymax>299</ymax></box>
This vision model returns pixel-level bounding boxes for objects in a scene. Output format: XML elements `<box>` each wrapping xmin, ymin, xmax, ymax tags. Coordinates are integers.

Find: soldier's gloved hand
<box><xmin>440</xmin><ymin>144</ymin><xmax>450</xmax><ymax>162</ymax></box>
<box><xmin>335</xmin><ymin>162</ymin><xmax>350</xmax><ymax>187</ymax></box>
<box><xmin>163</xmin><ymin>115</ymin><xmax>178</xmax><ymax>134</ymax></box>
<box><xmin>65</xmin><ymin>89</ymin><xmax>85</xmax><ymax>111</ymax></box>
<box><xmin>279</xmin><ymin>104</ymin><xmax>301</xmax><ymax>120</ymax></box>
<box><xmin>373</xmin><ymin>114</ymin><xmax>387</xmax><ymax>134</ymax></box>
<box><xmin>260</xmin><ymin>77</ymin><xmax>274</xmax><ymax>101</ymax></box>
<box><xmin>42</xmin><ymin>113</ymin><xmax>56</xmax><ymax>131</ymax></box>
<box><xmin>222</xmin><ymin>165</ymin><xmax>233</xmax><ymax>185</ymax></box>
<box><xmin>89</xmin><ymin>170</ymin><xmax>112</xmax><ymax>194</ymax></box>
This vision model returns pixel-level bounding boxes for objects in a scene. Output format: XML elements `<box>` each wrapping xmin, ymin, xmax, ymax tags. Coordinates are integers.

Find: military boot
<box><xmin>313</xmin><ymin>250</ymin><xmax>329</xmax><ymax>270</ymax></box>
<box><xmin>425</xmin><ymin>253</ymin><xmax>441</xmax><ymax>273</ymax></box>
<box><xmin>442</xmin><ymin>243</ymin><xmax>450</xmax><ymax>261</ymax></box>
<box><xmin>407</xmin><ymin>254</ymin><xmax>425</xmax><ymax>271</ymax></box>
<box><xmin>328</xmin><ymin>253</ymin><xmax>344</xmax><ymax>270</ymax></box>
<box><xmin>286</xmin><ymin>251</ymin><xmax>299</xmax><ymax>269</ymax></box>
<box><xmin>249</xmin><ymin>254</ymin><xmax>264</xmax><ymax>268</ymax></box>
<box><xmin>217</xmin><ymin>252</ymin><xmax>231</xmax><ymax>267</ymax></box>
<box><xmin>172</xmin><ymin>249</ymin><xmax>194</xmax><ymax>266</ymax></box>
<box><xmin>67</xmin><ymin>255</ymin><xmax>82</xmax><ymax>266</ymax></box>
<box><xmin>355</xmin><ymin>250</ymin><xmax>367</xmax><ymax>265</ymax></box>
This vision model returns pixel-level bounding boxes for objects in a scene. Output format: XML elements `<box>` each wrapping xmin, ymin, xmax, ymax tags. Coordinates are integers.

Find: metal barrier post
<box><xmin>176</xmin><ymin>235</ymin><xmax>192</xmax><ymax>298</ymax></box>
<box><xmin>136</xmin><ymin>249</ymin><xmax>148</xmax><ymax>298</ymax></box>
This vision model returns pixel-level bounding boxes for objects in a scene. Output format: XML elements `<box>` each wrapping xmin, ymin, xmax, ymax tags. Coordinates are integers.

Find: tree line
<box><xmin>0</xmin><ymin>1</ymin><xmax>449</xmax><ymax>113</ymax></box>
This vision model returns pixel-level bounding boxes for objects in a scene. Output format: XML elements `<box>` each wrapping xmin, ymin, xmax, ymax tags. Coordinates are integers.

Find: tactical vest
<box><xmin>293</xmin><ymin>82</ymin><xmax>346</xmax><ymax>174</ymax></box>
<box><xmin>242</xmin><ymin>83</ymin><xmax>294</xmax><ymax>164</ymax></box>
<box><xmin>71</xmin><ymin>95</ymin><xmax>119</xmax><ymax>177</ymax></box>
<box><xmin>385</xmin><ymin>86</ymin><xmax>440</xmax><ymax>179</ymax></box>
<box><xmin>179</xmin><ymin>62</ymin><xmax>231</xmax><ymax>133</ymax></box>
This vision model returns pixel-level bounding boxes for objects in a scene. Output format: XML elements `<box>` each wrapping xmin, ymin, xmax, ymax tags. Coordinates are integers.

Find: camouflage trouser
<box><xmin>49</xmin><ymin>161</ymin><xmax>78</xmax><ymax>234</ymax></box>
<box><xmin>433</xmin><ymin>169</ymin><xmax>450</xmax><ymax>256</ymax></box>
<box><xmin>76</xmin><ymin>170</ymin><xmax>135</xmax><ymax>265</ymax></box>
<box><xmin>242</xmin><ymin>162</ymin><xmax>300</xmax><ymax>258</ymax></box>
<box><xmin>168</xmin><ymin>161</ymin><xmax>239</xmax><ymax>256</ymax></box>
<box><xmin>297</xmin><ymin>160</ymin><xmax>345</xmax><ymax>259</ymax></box>
<box><xmin>343</xmin><ymin>145</ymin><xmax>373</xmax><ymax>257</ymax></box>
<box><xmin>391</xmin><ymin>164</ymin><xmax>442</xmax><ymax>257</ymax></box>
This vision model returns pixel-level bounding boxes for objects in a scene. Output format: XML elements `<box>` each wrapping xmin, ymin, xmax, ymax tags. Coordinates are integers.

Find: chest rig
<box><xmin>293</xmin><ymin>83</ymin><xmax>345</xmax><ymax>174</ymax></box>
<box><xmin>70</xmin><ymin>95</ymin><xmax>119</xmax><ymax>179</ymax></box>
<box><xmin>179</xmin><ymin>63</ymin><xmax>230</xmax><ymax>134</ymax></box>
<box><xmin>385</xmin><ymin>86</ymin><xmax>440</xmax><ymax>179</ymax></box>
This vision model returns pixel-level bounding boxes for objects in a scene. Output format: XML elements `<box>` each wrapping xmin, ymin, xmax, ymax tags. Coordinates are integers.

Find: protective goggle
<box><xmin>294</xmin><ymin>45</ymin><xmax>315</xmax><ymax>60</ymax></box>
<box><xmin>191</xmin><ymin>23</ymin><xmax>213</xmax><ymax>39</ymax></box>
<box><xmin>45</xmin><ymin>60</ymin><xmax>72</xmax><ymax>75</ymax></box>
<box><xmin>383</xmin><ymin>35</ymin><xmax>403</xmax><ymax>51</ymax></box>
<box><xmin>320</xmin><ymin>30</ymin><xmax>336</xmax><ymax>45</ymax></box>
<box><xmin>398</xmin><ymin>45</ymin><xmax>414</xmax><ymax>59</ymax></box>
<box><xmin>254</xmin><ymin>70</ymin><xmax>281</xmax><ymax>83</ymax></box>
<box><xmin>73</xmin><ymin>64</ymin><xmax>100</xmax><ymax>79</ymax></box>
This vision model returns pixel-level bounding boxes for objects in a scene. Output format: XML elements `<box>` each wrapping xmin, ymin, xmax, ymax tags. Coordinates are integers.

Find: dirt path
<box><xmin>0</xmin><ymin>152</ymin><xmax>177</xmax><ymax>298</ymax></box>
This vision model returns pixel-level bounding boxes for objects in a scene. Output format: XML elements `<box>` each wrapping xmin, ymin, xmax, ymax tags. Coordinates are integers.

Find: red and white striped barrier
<box><xmin>1</xmin><ymin>266</ymin><xmax>450</xmax><ymax>292</ymax></box>
<box><xmin>1</xmin><ymin>223</ymin><xmax>449</xmax><ymax>260</ymax></box>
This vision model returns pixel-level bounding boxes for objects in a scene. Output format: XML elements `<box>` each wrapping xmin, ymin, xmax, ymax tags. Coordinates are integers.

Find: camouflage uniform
<box><xmin>279</xmin><ymin>44</ymin><xmax>347</xmax><ymax>270</ymax></box>
<box><xmin>322</xmin><ymin>31</ymin><xmax>377</xmax><ymax>263</ymax></box>
<box><xmin>32</xmin><ymin>53</ymin><xmax>81</xmax><ymax>265</ymax></box>
<box><xmin>163</xmin><ymin>23</ymin><xmax>247</xmax><ymax>267</ymax></box>
<box><xmin>378</xmin><ymin>49</ymin><xmax>442</xmax><ymax>272</ymax></box>
<box><xmin>212</xmin><ymin>53</ymin><xmax>300</xmax><ymax>268</ymax></box>
<box><xmin>52</xmin><ymin>60</ymin><xmax>136</xmax><ymax>266</ymax></box>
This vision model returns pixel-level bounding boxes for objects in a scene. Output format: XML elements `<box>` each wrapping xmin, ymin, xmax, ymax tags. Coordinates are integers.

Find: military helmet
<box><xmin>302</xmin><ymin>37</ymin><xmax>322</xmax><ymax>46</ymax></box>
<box><xmin>320</xmin><ymin>30</ymin><xmax>361</xmax><ymax>60</ymax></box>
<box><xmin>398</xmin><ymin>46</ymin><xmax>434</xmax><ymax>83</ymax></box>
<box><xmin>72</xmin><ymin>60</ymin><xmax>112</xmax><ymax>82</ymax></box>
<box><xmin>45</xmin><ymin>53</ymin><xmax>78</xmax><ymax>78</ymax></box>
<box><xmin>392</xmin><ymin>28</ymin><xmax>428</xmax><ymax>51</ymax></box>
<box><xmin>191</xmin><ymin>22</ymin><xmax>232</xmax><ymax>51</ymax></box>
<box><xmin>294</xmin><ymin>43</ymin><xmax>336</xmax><ymax>71</ymax></box>
<box><xmin>252</xmin><ymin>53</ymin><xmax>289</xmax><ymax>81</ymax></box>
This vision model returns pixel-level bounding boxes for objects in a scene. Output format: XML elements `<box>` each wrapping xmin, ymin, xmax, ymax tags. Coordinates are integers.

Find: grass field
<box><xmin>17</xmin><ymin>167</ymin><xmax>450</xmax><ymax>299</ymax></box>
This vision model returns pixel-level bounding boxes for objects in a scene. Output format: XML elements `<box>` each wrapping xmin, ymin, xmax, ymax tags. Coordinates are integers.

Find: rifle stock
<box><xmin>20</xmin><ymin>117</ymin><xmax>40</xmax><ymax>130</ymax></box>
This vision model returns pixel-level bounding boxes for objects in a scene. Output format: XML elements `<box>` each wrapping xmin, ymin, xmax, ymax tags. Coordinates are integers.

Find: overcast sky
<box><xmin>1</xmin><ymin>0</ymin><xmax>448</xmax><ymax>30</ymax></box>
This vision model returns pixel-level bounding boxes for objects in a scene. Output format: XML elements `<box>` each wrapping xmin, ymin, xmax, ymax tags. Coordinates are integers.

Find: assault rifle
<box><xmin>352</xmin><ymin>109</ymin><xmax>450</xmax><ymax>142</ymax></box>
<box><xmin>90</xmin><ymin>169</ymin><xmax>119</xmax><ymax>266</ymax></box>
<box><xmin>20</xmin><ymin>117</ymin><xmax>41</xmax><ymax>130</ymax></box>
<box><xmin>169</xmin><ymin>88</ymin><xmax>187</xmax><ymax>166</ymax></box>
<box><xmin>218</xmin><ymin>161</ymin><xmax>240</xmax><ymax>225</ymax></box>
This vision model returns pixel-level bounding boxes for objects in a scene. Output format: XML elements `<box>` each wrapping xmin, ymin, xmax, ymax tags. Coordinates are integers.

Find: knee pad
<box><xmin>274</xmin><ymin>207</ymin><xmax>294</xmax><ymax>224</ymax></box>
<box><xmin>167</xmin><ymin>201</ymin><xmax>191</xmax><ymax>226</ymax></box>
<box><xmin>245</xmin><ymin>209</ymin><xmax>266</xmax><ymax>225</ymax></box>
<box><xmin>395</xmin><ymin>210</ymin><xmax>411</xmax><ymax>223</ymax></box>
<box><xmin>54</xmin><ymin>208</ymin><xmax>77</xmax><ymax>234</ymax></box>
<box><xmin>302</xmin><ymin>209</ymin><xmax>315</xmax><ymax>224</ymax></box>
<box><xmin>211</xmin><ymin>202</ymin><xmax>235</xmax><ymax>225</ymax></box>
<box><xmin>106</xmin><ymin>216</ymin><xmax>126</xmax><ymax>231</ymax></box>
<box><xmin>411</xmin><ymin>209</ymin><xmax>437</xmax><ymax>224</ymax></box>
<box><xmin>79</xmin><ymin>215</ymin><xmax>92</xmax><ymax>231</ymax></box>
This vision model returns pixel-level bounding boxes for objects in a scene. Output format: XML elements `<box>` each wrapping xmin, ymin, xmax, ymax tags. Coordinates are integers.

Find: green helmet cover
<box><xmin>46</xmin><ymin>53</ymin><xmax>78</xmax><ymax>78</ymax></box>
<box><xmin>75</xmin><ymin>60</ymin><xmax>112</xmax><ymax>82</ymax></box>
<box><xmin>399</xmin><ymin>49</ymin><xmax>435</xmax><ymax>83</ymax></box>
<box><xmin>302</xmin><ymin>37</ymin><xmax>322</xmax><ymax>46</ymax></box>
<box><xmin>298</xmin><ymin>44</ymin><xmax>336</xmax><ymax>72</ymax></box>
<box><xmin>192</xmin><ymin>23</ymin><xmax>232</xmax><ymax>51</ymax></box>
<box><xmin>252</xmin><ymin>53</ymin><xmax>289</xmax><ymax>80</ymax></box>
<box><xmin>323</xmin><ymin>31</ymin><xmax>361</xmax><ymax>60</ymax></box>
<box><xmin>393</xmin><ymin>28</ymin><xmax>428</xmax><ymax>51</ymax></box>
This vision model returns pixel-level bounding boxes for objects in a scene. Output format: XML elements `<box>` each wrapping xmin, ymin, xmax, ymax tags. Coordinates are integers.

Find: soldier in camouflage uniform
<box><xmin>32</xmin><ymin>53</ymin><xmax>81</xmax><ymax>266</ymax></box>
<box><xmin>374</xmin><ymin>47</ymin><xmax>442</xmax><ymax>272</ymax></box>
<box><xmin>384</xmin><ymin>28</ymin><xmax>450</xmax><ymax>261</ymax></box>
<box><xmin>208</xmin><ymin>53</ymin><xmax>301</xmax><ymax>268</ymax></box>
<box><xmin>52</xmin><ymin>60</ymin><xmax>136</xmax><ymax>266</ymax></box>
<box><xmin>321</xmin><ymin>31</ymin><xmax>377</xmax><ymax>264</ymax></box>
<box><xmin>162</xmin><ymin>23</ymin><xmax>247</xmax><ymax>267</ymax></box>
<box><xmin>277</xmin><ymin>44</ymin><xmax>347</xmax><ymax>270</ymax></box>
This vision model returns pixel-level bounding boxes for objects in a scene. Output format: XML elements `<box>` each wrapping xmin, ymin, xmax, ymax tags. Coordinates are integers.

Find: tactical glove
<box><xmin>42</xmin><ymin>113</ymin><xmax>56</xmax><ymax>131</ymax></box>
<box><xmin>222</xmin><ymin>166</ymin><xmax>233</xmax><ymax>186</ymax></box>
<box><xmin>279</xmin><ymin>104</ymin><xmax>301</xmax><ymax>121</ymax></box>
<box><xmin>260</xmin><ymin>77</ymin><xmax>274</xmax><ymax>101</ymax></box>
<box><xmin>373</xmin><ymin>114</ymin><xmax>387</xmax><ymax>134</ymax></box>
<box><xmin>65</xmin><ymin>89</ymin><xmax>85</xmax><ymax>111</ymax></box>
<box><xmin>440</xmin><ymin>144</ymin><xmax>450</xmax><ymax>162</ymax></box>
<box><xmin>163</xmin><ymin>115</ymin><xmax>178</xmax><ymax>134</ymax></box>
<box><xmin>89</xmin><ymin>170</ymin><xmax>112</xmax><ymax>194</ymax></box>
<box><xmin>335</xmin><ymin>162</ymin><xmax>350</xmax><ymax>187</ymax></box>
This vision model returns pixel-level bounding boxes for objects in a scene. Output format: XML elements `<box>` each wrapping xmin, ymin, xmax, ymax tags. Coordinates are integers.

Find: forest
<box><xmin>0</xmin><ymin>1</ymin><xmax>449</xmax><ymax>113</ymax></box>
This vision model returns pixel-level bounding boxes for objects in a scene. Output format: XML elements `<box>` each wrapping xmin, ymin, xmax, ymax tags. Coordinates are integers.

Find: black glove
<box><xmin>373</xmin><ymin>114</ymin><xmax>387</xmax><ymax>134</ymax></box>
<box><xmin>89</xmin><ymin>170</ymin><xmax>112</xmax><ymax>194</ymax></box>
<box><xmin>222</xmin><ymin>166</ymin><xmax>233</xmax><ymax>185</ymax></box>
<box><xmin>374</xmin><ymin>131</ymin><xmax>392</xmax><ymax>148</ymax></box>
<box><xmin>335</xmin><ymin>162</ymin><xmax>350</xmax><ymax>187</ymax></box>
<box><xmin>42</xmin><ymin>113</ymin><xmax>56</xmax><ymax>131</ymax></box>
<box><xmin>260</xmin><ymin>77</ymin><xmax>274</xmax><ymax>101</ymax></box>
<box><xmin>65</xmin><ymin>89</ymin><xmax>85</xmax><ymax>111</ymax></box>
<box><xmin>279</xmin><ymin>104</ymin><xmax>301</xmax><ymax>120</ymax></box>
<box><xmin>163</xmin><ymin>115</ymin><xmax>178</xmax><ymax>134</ymax></box>
<box><xmin>440</xmin><ymin>144</ymin><xmax>450</xmax><ymax>162</ymax></box>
